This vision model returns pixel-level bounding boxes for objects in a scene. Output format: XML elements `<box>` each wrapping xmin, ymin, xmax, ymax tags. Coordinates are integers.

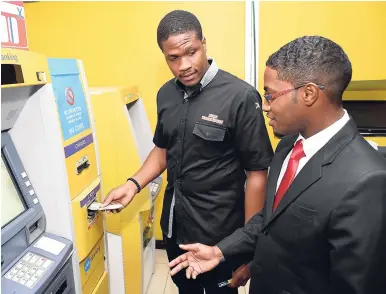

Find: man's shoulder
<box><xmin>215</xmin><ymin>69</ymin><xmax>258</xmax><ymax>94</ymax></box>
<box><xmin>344</xmin><ymin>135</ymin><xmax>386</xmax><ymax>172</ymax></box>
<box><xmin>212</xmin><ymin>70</ymin><xmax>262</xmax><ymax>106</ymax></box>
<box><xmin>157</xmin><ymin>78</ymin><xmax>179</xmax><ymax>98</ymax></box>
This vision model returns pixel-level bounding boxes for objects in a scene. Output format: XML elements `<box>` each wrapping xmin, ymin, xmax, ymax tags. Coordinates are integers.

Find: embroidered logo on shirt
<box><xmin>255</xmin><ymin>102</ymin><xmax>260</xmax><ymax>109</ymax></box>
<box><xmin>201</xmin><ymin>114</ymin><xmax>224</xmax><ymax>125</ymax></box>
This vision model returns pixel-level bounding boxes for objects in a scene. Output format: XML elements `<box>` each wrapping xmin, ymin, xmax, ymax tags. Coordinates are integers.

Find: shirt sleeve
<box><xmin>217</xmin><ymin>210</ymin><xmax>264</xmax><ymax>259</ymax></box>
<box><xmin>230</xmin><ymin>88</ymin><xmax>273</xmax><ymax>171</ymax></box>
<box><xmin>152</xmin><ymin>92</ymin><xmax>168</xmax><ymax>149</ymax></box>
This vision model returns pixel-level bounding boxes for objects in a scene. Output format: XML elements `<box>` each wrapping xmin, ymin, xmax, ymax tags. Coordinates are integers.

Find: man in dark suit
<box><xmin>168</xmin><ymin>36</ymin><xmax>386</xmax><ymax>294</ymax></box>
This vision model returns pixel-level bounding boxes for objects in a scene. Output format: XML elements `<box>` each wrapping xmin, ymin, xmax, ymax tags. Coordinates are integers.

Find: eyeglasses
<box><xmin>263</xmin><ymin>83</ymin><xmax>325</xmax><ymax>103</ymax></box>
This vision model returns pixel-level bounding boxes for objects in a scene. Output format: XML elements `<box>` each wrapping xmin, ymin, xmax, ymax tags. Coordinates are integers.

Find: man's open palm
<box><xmin>169</xmin><ymin>243</ymin><xmax>223</xmax><ymax>279</ymax></box>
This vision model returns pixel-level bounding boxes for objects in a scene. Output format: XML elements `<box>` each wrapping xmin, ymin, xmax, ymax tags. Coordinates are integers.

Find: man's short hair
<box><xmin>266</xmin><ymin>36</ymin><xmax>352</xmax><ymax>104</ymax></box>
<box><xmin>157</xmin><ymin>10</ymin><xmax>203</xmax><ymax>49</ymax></box>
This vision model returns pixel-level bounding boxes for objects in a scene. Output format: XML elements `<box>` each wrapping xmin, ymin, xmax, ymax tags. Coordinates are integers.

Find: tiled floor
<box><xmin>147</xmin><ymin>249</ymin><xmax>250</xmax><ymax>294</ymax></box>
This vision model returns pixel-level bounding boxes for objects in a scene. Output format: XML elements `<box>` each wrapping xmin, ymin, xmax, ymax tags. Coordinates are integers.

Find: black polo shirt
<box><xmin>153</xmin><ymin>69</ymin><xmax>273</xmax><ymax>245</ymax></box>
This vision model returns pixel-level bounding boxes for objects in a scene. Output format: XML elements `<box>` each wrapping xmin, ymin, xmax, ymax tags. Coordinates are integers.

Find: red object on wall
<box><xmin>1</xmin><ymin>1</ymin><xmax>28</xmax><ymax>50</ymax></box>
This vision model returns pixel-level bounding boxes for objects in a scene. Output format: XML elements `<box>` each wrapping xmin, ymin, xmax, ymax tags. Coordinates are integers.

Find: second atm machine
<box><xmin>90</xmin><ymin>87</ymin><xmax>162</xmax><ymax>294</ymax></box>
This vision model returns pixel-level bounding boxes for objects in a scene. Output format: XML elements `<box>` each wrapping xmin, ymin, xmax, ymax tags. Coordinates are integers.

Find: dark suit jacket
<box><xmin>218</xmin><ymin>119</ymin><xmax>386</xmax><ymax>294</ymax></box>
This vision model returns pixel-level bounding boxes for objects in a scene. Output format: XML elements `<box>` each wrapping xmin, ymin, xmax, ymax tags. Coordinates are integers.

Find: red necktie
<box><xmin>273</xmin><ymin>140</ymin><xmax>306</xmax><ymax>211</ymax></box>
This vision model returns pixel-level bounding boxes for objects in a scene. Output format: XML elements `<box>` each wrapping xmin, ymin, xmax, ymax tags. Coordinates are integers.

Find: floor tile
<box><xmin>146</xmin><ymin>263</ymin><xmax>169</xmax><ymax>294</ymax></box>
<box><xmin>155</xmin><ymin>249</ymin><xmax>169</xmax><ymax>264</ymax></box>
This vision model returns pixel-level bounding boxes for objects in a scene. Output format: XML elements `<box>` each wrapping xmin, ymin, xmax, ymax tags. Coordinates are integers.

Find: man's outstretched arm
<box><xmin>217</xmin><ymin>210</ymin><xmax>264</xmax><ymax>259</ymax></box>
<box><xmin>169</xmin><ymin>211</ymin><xmax>264</xmax><ymax>279</ymax></box>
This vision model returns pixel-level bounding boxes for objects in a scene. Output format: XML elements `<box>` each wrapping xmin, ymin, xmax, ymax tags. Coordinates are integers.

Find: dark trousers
<box><xmin>165</xmin><ymin>233</ymin><xmax>238</xmax><ymax>294</ymax></box>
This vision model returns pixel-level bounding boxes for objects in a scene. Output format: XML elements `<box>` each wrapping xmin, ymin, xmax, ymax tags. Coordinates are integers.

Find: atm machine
<box><xmin>1</xmin><ymin>48</ymin><xmax>109</xmax><ymax>293</ymax></box>
<box><xmin>1</xmin><ymin>50</ymin><xmax>75</xmax><ymax>293</ymax></box>
<box><xmin>89</xmin><ymin>87</ymin><xmax>162</xmax><ymax>294</ymax></box>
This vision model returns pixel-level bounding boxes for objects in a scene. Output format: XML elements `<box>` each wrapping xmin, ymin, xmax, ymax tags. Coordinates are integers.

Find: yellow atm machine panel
<box><xmin>90</xmin><ymin>86</ymin><xmax>162</xmax><ymax>294</ymax></box>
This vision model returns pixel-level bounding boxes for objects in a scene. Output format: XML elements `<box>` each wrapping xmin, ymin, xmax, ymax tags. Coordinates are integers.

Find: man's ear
<box><xmin>202</xmin><ymin>37</ymin><xmax>207</xmax><ymax>53</ymax></box>
<box><xmin>303</xmin><ymin>83</ymin><xmax>319</xmax><ymax>107</ymax></box>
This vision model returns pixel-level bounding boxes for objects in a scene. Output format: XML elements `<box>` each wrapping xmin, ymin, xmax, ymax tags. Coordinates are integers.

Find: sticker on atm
<box><xmin>64</xmin><ymin>133</ymin><xmax>94</xmax><ymax>158</ymax></box>
<box><xmin>51</xmin><ymin>71</ymin><xmax>91</xmax><ymax>141</ymax></box>
<box><xmin>84</xmin><ymin>258</ymin><xmax>91</xmax><ymax>273</ymax></box>
<box><xmin>82</xmin><ymin>244</ymin><xmax>101</xmax><ymax>274</ymax></box>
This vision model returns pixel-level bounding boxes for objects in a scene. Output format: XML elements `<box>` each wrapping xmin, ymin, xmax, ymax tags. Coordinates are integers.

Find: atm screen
<box><xmin>1</xmin><ymin>153</ymin><xmax>26</xmax><ymax>228</ymax></box>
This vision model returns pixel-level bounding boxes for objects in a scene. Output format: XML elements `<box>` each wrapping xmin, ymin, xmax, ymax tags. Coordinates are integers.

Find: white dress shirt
<box><xmin>276</xmin><ymin>110</ymin><xmax>350</xmax><ymax>192</ymax></box>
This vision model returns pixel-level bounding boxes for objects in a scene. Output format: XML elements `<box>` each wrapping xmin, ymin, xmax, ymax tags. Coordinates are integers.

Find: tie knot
<box><xmin>290</xmin><ymin>139</ymin><xmax>306</xmax><ymax>161</ymax></box>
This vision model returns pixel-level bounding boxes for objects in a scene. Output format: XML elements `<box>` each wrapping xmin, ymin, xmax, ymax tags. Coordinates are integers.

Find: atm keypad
<box><xmin>15</xmin><ymin>263</ymin><xmax>23</xmax><ymax>270</ymax></box>
<box><xmin>42</xmin><ymin>260</ymin><xmax>52</xmax><ymax>268</ymax></box>
<box><xmin>35</xmin><ymin>257</ymin><xmax>45</xmax><ymax>266</ymax></box>
<box><xmin>22</xmin><ymin>252</ymin><xmax>34</xmax><ymax>262</ymax></box>
<box><xmin>5</xmin><ymin>272</ymin><xmax>15</xmax><ymax>279</ymax></box>
<box><xmin>12</xmin><ymin>275</ymin><xmax>22</xmax><ymax>282</ymax></box>
<box><xmin>3</xmin><ymin>252</ymin><xmax>53</xmax><ymax>289</ymax></box>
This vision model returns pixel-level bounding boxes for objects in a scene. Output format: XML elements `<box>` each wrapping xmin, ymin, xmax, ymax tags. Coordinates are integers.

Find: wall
<box><xmin>259</xmin><ymin>1</ymin><xmax>386</xmax><ymax>148</ymax></box>
<box><xmin>24</xmin><ymin>1</ymin><xmax>245</xmax><ymax>240</ymax></box>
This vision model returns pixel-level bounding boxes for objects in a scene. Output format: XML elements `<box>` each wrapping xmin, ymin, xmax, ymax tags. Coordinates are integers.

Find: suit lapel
<box><xmin>265</xmin><ymin>139</ymin><xmax>295</xmax><ymax>221</ymax></box>
<box><xmin>263</xmin><ymin>118</ymin><xmax>359</xmax><ymax>228</ymax></box>
<box><xmin>265</xmin><ymin>151</ymin><xmax>322</xmax><ymax>227</ymax></box>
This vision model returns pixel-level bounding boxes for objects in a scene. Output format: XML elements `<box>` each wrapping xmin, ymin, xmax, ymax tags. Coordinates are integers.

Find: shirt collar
<box><xmin>175</xmin><ymin>58</ymin><xmax>219</xmax><ymax>95</ymax></box>
<box><xmin>295</xmin><ymin>109</ymin><xmax>350</xmax><ymax>158</ymax></box>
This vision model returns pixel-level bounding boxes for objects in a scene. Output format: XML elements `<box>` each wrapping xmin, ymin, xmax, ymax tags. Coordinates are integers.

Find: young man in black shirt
<box><xmin>103</xmin><ymin>10</ymin><xmax>273</xmax><ymax>294</ymax></box>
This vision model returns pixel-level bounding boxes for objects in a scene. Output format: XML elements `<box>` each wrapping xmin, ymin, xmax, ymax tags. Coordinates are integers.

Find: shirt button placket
<box><xmin>175</xmin><ymin>100</ymin><xmax>190</xmax><ymax>243</ymax></box>
<box><xmin>176</xmin><ymin>117</ymin><xmax>184</xmax><ymax>175</ymax></box>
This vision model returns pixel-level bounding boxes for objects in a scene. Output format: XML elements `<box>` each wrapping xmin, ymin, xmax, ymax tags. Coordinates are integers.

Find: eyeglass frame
<box><xmin>263</xmin><ymin>82</ymin><xmax>325</xmax><ymax>103</ymax></box>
